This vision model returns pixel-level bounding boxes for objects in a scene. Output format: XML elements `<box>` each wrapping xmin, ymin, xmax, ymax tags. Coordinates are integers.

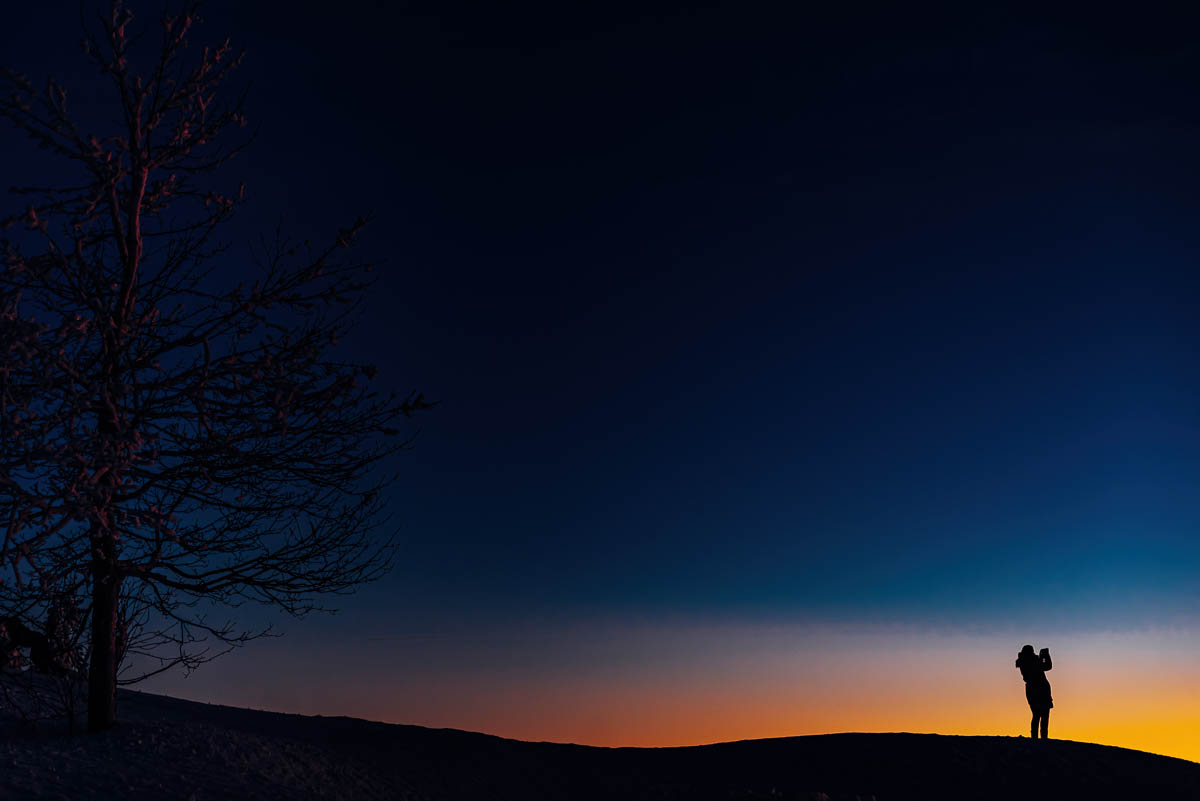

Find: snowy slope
<box><xmin>2</xmin><ymin>686</ymin><xmax>1199</xmax><ymax>800</ymax></box>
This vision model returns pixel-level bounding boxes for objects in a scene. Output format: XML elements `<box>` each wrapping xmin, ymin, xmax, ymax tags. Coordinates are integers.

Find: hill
<box><xmin>2</xmin><ymin>688</ymin><xmax>1198</xmax><ymax>800</ymax></box>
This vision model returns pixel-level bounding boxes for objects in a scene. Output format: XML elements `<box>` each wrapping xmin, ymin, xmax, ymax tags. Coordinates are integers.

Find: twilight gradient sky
<box><xmin>5</xmin><ymin>0</ymin><xmax>1200</xmax><ymax>761</ymax></box>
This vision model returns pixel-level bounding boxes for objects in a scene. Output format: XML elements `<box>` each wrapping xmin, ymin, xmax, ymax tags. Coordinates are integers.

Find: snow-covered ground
<box><xmin>2</xmin><ymin>681</ymin><xmax>1199</xmax><ymax>800</ymax></box>
<box><xmin>0</xmin><ymin>683</ymin><xmax>400</xmax><ymax>800</ymax></box>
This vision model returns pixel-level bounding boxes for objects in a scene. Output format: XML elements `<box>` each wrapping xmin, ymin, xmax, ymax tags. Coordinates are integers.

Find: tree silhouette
<box><xmin>0</xmin><ymin>1</ymin><xmax>429</xmax><ymax>732</ymax></box>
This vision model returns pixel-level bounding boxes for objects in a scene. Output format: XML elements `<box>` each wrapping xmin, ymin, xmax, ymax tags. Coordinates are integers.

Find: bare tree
<box><xmin>0</xmin><ymin>1</ymin><xmax>429</xmax><ymax>732</ymax></box>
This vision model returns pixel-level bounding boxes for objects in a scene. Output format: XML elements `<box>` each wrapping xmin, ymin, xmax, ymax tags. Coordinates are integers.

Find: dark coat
<box><xmin>1016</xmin><ymin>650</ymin><xmax>1053</xmax><ymax>711</ymax></box>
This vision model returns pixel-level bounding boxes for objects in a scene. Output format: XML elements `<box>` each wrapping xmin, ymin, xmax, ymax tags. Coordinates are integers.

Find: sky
<box><xmin>4</xmin><ymin>0</ymin><xmax>1200</xmax><ymax>762</ymax></box>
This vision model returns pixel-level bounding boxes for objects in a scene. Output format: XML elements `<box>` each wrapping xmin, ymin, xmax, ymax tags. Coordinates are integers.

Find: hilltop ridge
<box><xmin>1</xmin><ymin>688</ymin><xmax>1197</xmax><ymax>800</ymax></box>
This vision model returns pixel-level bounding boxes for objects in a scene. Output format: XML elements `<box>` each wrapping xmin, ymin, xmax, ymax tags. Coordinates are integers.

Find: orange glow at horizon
<box><xmin>142</xmin><ymin>621</ymin><xmax>1200</xmax><ymax>764</ymax></box>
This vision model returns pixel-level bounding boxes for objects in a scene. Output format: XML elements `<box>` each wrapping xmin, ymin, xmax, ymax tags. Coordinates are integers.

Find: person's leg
<box><xmin>1041</xmin><ymin>710</ymin><xmax>1049</xmax><ymax>739</ymax></box>
<box><xmin>1030</xmin><ymin>712</ymin><xmax>1038</xmax><ymax>739</ymax></box>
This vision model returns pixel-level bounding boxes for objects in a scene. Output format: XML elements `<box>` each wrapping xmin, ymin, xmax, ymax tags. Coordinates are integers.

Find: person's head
<box><xmin>1020</xmin><ymin>644</ymin><xmax>1035</xmax><ymax>656</ymax></box>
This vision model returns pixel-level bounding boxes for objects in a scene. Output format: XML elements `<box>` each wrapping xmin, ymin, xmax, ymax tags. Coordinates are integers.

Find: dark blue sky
<box><xmin>5</xmin><ymin>0</ymin><xmax>1200</xmax><ymax>653</ymax></box>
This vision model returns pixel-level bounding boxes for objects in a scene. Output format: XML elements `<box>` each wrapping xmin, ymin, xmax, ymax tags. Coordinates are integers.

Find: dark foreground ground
<box><xmin>2</xmin><ymin>687</ymin><xmax>1199</xmax><ymax>800</ymax></box>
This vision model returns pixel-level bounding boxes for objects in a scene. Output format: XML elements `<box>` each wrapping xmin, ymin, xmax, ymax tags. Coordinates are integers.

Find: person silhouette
<box><xmin>1016</xmin><ymin>644</ymin><xmax>1053</xmax><ymax>739</ymax></box>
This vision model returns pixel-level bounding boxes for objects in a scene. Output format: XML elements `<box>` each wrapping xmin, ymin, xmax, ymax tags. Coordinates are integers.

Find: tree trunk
<box><xmin>87</xmin><ymin>529</ymin><xmax>119</xmax><ymax>732</ymax></box>
<box><xmin>87</xmin><ymin>360</ymin><xmax>124</xmax><ymax>732</ymax></box>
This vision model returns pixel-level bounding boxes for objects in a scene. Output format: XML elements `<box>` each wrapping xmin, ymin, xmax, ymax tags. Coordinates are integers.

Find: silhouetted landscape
<box><xmin>2</xmin><ymin>687</ymin><xmax>1199</xmax><ymax>800</ymax></box>
<box><xmin>5</xmin><ymin>0</ymin><xmax>1200</xmax><ymax>796</ymax></box>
